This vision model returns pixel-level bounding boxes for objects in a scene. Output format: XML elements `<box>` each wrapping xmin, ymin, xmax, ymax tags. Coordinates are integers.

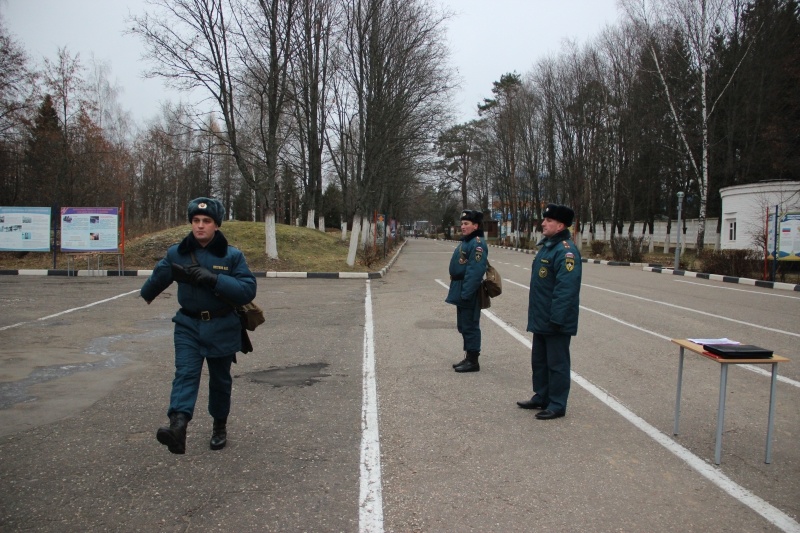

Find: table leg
<box><xmin>765</xmin><ymin>363</ymin><xmax>778</xmax><ymax>464</ymax></box>
<box><xmin>674</xmin><ymin>347</ymin><xmax>685</xmax><ymax>435</ymax></box>
<box><xmin>715</xmin><ymin>364</ymin><xmax>729</xmax><ymax>465</ymax></box>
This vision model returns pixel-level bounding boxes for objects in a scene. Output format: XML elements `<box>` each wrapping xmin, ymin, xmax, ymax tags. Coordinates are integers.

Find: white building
<box><xmin>719</xmin><ymin>181</ymin><xmax>800</xmax><ymax>251</ymax></box>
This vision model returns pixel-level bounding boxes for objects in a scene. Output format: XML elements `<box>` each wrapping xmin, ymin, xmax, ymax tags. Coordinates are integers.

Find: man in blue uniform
<box><xmin>517</xmin><ymin>204</ymin><xmax>582</xmax><ymax>419</ymax></box>
<box><xmin>141</xmin><ymin>197</ymin><xmax>256</xmax><ymax>453</ymax></box>
<box><xmin>446</xmin><ymin>210</ymin><xmax>488</xmax><ymax>373</ymax></box>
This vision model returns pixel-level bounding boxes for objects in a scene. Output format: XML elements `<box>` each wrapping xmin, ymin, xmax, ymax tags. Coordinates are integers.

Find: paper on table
<box><xmin>688</xmin><ymin>338</ymin><xmax>740</xmax><ymax>345</ymax></box>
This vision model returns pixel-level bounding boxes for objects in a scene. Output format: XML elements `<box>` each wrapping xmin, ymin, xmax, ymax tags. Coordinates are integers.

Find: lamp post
<box><xmin>674</xmin><ymin>191</ymin><xmax>684</xmax><ymax>270</ymax></box>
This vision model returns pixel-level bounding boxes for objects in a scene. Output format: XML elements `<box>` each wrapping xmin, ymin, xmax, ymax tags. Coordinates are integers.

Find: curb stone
<box><xmin>0</xmin><ymin>241</ymin><xmax>407</xmax><ymax>280</ymax></box>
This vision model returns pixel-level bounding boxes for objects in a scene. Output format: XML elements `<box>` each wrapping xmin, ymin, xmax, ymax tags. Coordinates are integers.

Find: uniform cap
<box><xmin>187</xmin><ymin>197</ymin><xmax>225</xmax><ymax>226</ymax></box>
<box><xmin>542</xmin><ymin>204</ymin><xmax>574</xmax><ymax>226</ymax></box>
<box><xmin>460</xmin><ymin>210</ymin><xmax>483</xmax><ymax>224</ymax></box>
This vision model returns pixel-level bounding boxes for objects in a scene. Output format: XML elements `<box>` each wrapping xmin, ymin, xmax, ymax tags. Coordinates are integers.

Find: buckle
<box><xmin>200</xmin><ymin>311</ymin><xmax>211</xmax><ymax>321</ymax></box>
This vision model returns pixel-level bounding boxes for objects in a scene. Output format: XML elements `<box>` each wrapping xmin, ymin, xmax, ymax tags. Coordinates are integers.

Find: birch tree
<box><xmin>621</xmin><ymin>0</ymin><xmax>744</xmax><ymax>250</ymax></box>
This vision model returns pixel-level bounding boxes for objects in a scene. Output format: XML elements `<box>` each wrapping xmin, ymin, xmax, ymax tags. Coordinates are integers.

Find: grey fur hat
<box><xmin>187</xmin><ymin>197</ymin><xmax>225</xmax><ymax>226</ymax></box>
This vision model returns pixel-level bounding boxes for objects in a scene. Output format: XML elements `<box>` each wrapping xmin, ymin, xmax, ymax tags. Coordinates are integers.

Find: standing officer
<box><xmin>446</xmin><ymin>209</ymin><xmax>488</xmax><ymax>373</ymax></box>
<box><xmin>141</xmin><ymin>197</ymin><xmax>256</xmax><ymax>454</ymax></box>
<box><xmin>517</xmin><ymin>204</ymin><xmax>582</xmax><ymax>419</ymax></box>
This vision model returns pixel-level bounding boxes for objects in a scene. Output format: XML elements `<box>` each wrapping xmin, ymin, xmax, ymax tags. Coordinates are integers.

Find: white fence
<box><xmin>575</xmin><ymin>218</ymin><xmax>721</xmax><ymax>252</ymax></box>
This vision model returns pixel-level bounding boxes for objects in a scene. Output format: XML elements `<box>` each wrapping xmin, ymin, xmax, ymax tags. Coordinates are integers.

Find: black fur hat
<box><xmin>460</xmin><ymin>209</ymin><xmax>483</xmax><ymax>224</ymax></box>
<box><xmin>543</xmin><ymin>204</ymin><xmax>574</xmax><ymax>226</ymax></box>
<box><xmin>187</xmin><ymin>197</ymin><xmax>225</xmax><ymax>226</ymax></box>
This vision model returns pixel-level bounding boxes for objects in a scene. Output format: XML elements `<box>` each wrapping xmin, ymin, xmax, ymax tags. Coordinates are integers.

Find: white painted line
<box><xmin>477</xmin><ymin>304</ymin><xmax>800</xmax><ymax>533</ymax></box>
<box><xmin>675</xmin><ymin>279</ymin><xmax>800</xmax><ymax>299</ymax></box>
<box><xmin>359</xmin><ymin>280</ymin><xmax>384</xmax><ymax>533</ymax></box>
<box><xmin>506</xmin><ymin>279</ymin><xmax>800</xmax><ymax>388</ymax></box>
<box><xmin>449</xmin><ymin>278</ymin><xmax>799</xmax><ymax>529</ymax></box>
<box><xmin>583</xmin><ymin>283</ymin><xmax>800</xmax><ymax>338</ymax></box>
<box><xmin>0</xmin><ymin>289</ymin><xmax>140</xmax><ymax>331</ymax></box>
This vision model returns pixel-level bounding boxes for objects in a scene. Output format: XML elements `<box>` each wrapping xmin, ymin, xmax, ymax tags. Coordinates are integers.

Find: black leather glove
<box><xmin>186</xmin><ymin>264</ymin><xmax>218</xmax><ymax>288</ymax></box>
<box><xmin>549</xmin><ymin>322</ymin><xmax>562</xmax><ymax>332</ymax></box>
<box><xmin>171</xmin><ymin>263</ymin><xmax>196</xmax><ymax>285</ymax></box>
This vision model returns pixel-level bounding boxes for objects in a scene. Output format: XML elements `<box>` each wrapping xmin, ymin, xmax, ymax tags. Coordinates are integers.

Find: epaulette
<box><xmin>562</xmin><ymin>240</ymin><xmax>570</xmax><ymax>249</ymax></box>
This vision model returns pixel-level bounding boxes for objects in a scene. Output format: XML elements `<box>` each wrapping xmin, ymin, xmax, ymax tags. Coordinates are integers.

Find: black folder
<box><xmin>702</xmin><ymin>344</ymin><xmax>774</xmax><ymax>359</ymax></box>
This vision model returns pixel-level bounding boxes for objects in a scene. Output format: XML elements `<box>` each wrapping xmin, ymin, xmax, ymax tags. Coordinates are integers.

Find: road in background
<box><xmin>1</xmin><ymin>239</ymin><xmax>797</xmax><ymax>532</ymax></box>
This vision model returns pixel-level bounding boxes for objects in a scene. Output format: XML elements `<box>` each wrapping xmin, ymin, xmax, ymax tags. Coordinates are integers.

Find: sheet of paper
<box><xmin>688</xmin><ymin>338</ymin><xmax>740</xmax><ymax>345</ymax></box>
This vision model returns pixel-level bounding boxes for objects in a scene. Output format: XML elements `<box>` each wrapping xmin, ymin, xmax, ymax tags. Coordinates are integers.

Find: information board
<box><xmin>0</xmin><ymin>206</ymin><xmax>52</xmax><ymax>252</ymax></box>
<box><xmin>767</xmin><ymin>211</ymin><xmax>800</xmax><ymax>261</ymax></box>
<box><xmin>60</xmin><ymin>207</ymin><xmax>119</xmax><ymax>252</ymax></box>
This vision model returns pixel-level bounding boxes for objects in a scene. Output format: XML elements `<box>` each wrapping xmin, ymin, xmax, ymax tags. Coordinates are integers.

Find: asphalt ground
<box><xmin>0</xmin><ymin>238</ymin><xmax>798</xmax><ymax>532</ymax></box>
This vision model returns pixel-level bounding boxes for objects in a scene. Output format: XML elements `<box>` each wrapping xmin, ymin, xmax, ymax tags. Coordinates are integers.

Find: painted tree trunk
<box><xmin>265</xmin><ymin>209</ymin><xmax>278</xmax><ymax>259</ymax></box>
<box><xmin>347</xmin><ymin>213</ymin><xmax>362</xmax><ymax>267</ymax></box>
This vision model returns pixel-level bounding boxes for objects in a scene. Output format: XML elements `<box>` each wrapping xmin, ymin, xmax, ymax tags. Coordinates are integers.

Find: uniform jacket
<box><xmin>527</xmin><ymin>228</ymin><xmax>581</xmax><ymax>335</ymax></box>
<box><xmin>140</xmin><ymin>231</ymin><xmax>257</xmax><ymax>356</ymax></box>
<box><xmin>445</xmin><ymin>229</ymin><xmax>488</xmax><ymax>308</ymax></box>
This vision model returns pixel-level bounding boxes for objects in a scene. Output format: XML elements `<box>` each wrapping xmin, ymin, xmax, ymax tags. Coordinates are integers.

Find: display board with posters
<box><xmin>0</xmin><ymin>206</ymin><xmax>52</xmax><ymax>252</ymax></box>
<box><xmin>767</xmin><ymin>211</ymin><xmax>800</xmax><ymax>261</ymax></box>
<box><xmin>60</xmin><ymin>207</ymin><xmax>119</xmax><ymax>252</ymax></box>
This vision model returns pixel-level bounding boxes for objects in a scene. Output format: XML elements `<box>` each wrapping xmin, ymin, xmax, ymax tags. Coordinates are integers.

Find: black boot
<box><xmin>452</xmin><ymin>352</ymin><xmax>468</xmax><ymax>368</ymax></box>
<box><xmin>210</xmin><ymin>417</ymin><xmax>227</xmax><ymax>451</ymax></box>
<box><xmin>156</xmin><ymin>412</ymin><xmax>189</xmax><ymax>454</ymax></box>
<box><xmin>454</xmin><ymin>351</ymin><xmax>480</xmax><ymax>373</ymax></box>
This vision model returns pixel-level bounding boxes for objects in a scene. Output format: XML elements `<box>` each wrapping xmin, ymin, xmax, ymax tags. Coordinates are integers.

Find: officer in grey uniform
<box><xmin>517</xmin><ymin>204</ymin><xmax>582</xmax><ymax>419</ymax></box>
<box><xmin>446</xmin><ymin>210</ymin><xmax>488</xmax><ymax>373</ymax></box>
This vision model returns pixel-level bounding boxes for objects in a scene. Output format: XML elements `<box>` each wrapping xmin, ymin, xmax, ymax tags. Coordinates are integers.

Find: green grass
<box><xmin>0</xmin><ymin>222</ymin><xmax>395</xmax><ymax>272</ymax></box>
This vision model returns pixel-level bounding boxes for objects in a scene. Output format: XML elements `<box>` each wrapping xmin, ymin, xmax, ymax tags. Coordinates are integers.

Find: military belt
<box><xmin>179</xmin><ymin>307</ymin><xmax>234</xmax><ymax>321</ymax></box>
<box><xmin>450</xmin><ymin>274</ymin><xmax>464</xmax><ymax>281</ymax></box>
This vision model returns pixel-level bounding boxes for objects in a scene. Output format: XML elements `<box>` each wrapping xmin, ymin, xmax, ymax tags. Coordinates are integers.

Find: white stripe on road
<box><xmin>0</xmin><ymin>289</ymin><xmax>140</xmax><ymax>331</ymax></box>
<box><xmin>359</xmin><ymin>280</ymin><xmax>384</xmax><ymax>533</ymax></box>
<box><xmin>505</xmin><ymin>280</ymin><xmax>800</xmax><ymax>390</ymax></box>
<box><xmin>675</xmin><ymin>279</ymin><xmax>800</xmax><ymax>299</ymax></box>
<box><xmin>479</xmin><ymin>305</ymin><xmax>800</xmax><ymax>533</ymax></box>
<box><xmin>442</xmin><ymin>278</ymin><xmax>800</xmax><ymax>532</ymax></box>
<box><xmin>583</xmin><ymin>283</ymin><xmax>800</xmax><ymax>338</ymax></box>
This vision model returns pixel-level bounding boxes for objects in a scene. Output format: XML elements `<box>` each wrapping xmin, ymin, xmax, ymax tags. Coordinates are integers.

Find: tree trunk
<box><xmin>265</xmin><ymin>209</ymin><xmax>278</xmax><ymax>259</ymax></box>
<box><xmin>347</xmin><ymin>213</ymin><xmax>362</xmax><ymax>267</ymax></box>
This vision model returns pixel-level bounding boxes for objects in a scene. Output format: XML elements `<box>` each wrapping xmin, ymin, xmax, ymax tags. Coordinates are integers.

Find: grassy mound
<box><xmin>0</xmin><ymin>222</ymin><xmax>394</xmax><ymax>273</ymax></box>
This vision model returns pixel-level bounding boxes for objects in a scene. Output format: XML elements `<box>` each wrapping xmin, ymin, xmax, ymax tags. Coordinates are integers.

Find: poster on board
<box><xmin>767</xmin><ymin>211</ymin><xmax>800</xmax><ymax>261</ymax></box>
<box><xmin>60</xmin><ymin>207</ymin><xmax>119</xmax><ymax>252</ymax></box>
<box><xmin>0</xmin><ymin>206</ymin><xmax>52</xmax><ymax>252</ymax></box>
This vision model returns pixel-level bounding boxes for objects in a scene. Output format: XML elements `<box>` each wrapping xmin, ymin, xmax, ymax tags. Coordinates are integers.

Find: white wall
<box><xmin>576</xmin><ymin>218</ymin><xmax>718</xmax><ymax>251</ymax></box>
<box><xmin>719</xmin><ymin>181</ymin><xmax>800</xmax><ymax>251</ymax></box>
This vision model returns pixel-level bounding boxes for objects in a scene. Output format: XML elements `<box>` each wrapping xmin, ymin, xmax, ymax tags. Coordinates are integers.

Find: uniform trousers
<box><xmin>169</xmin><ymin>348</ymin><xmax>235</xmax><ymax>421</ymax></box>
<box><xmin>531</xmin><ymin>333</ymin><xmax>572</xmax><ymax>413</ymax></box>
<box><xmin>456</xmin><ymin>303</ymin><xmax>482</xmax><ymax>352</ymax></box>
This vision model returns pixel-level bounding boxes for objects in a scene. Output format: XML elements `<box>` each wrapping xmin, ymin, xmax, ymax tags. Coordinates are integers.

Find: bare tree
<box><xmin>334</xmin><ymin>0</ymin><xmax>453</xmax><ymax>265</ymax></box>
<box><xmin>130</xmin><ymin>0</ymin><xmax>296</xmax><ymax>259</ymax></box>
<box><xmin>621</xmin><ymin>0</ymin><xmax>751</xmax><ymax>250</ymax></box>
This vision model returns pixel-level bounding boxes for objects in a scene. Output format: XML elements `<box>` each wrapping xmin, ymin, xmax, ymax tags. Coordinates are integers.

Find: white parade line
<box><xmin>0</xmin><ymin>289</ymin><xmax>140</xmax><ymax>331</ymax></box>
<box><xmin>359</xmin><ymin>280</ymin><xmax>384</xmax><ymax>533</ymax></box>
<box><xmin>440</xmin><ymin>278</ymin><xmax>800</xmax><ymax>532</ymax></box>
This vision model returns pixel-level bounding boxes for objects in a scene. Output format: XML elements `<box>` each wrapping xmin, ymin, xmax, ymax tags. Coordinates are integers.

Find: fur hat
<box><xmin>187</xmin><ymin>197</ymin><xmax>225</xmax><ymax>226</ymax></box>
<box><xmin>542</xmin><ymin>203</ymin><xmax>574</xmax><ymax>227</ymax></box>
<box><xmin>460</xmin><ymin>209</ymin><xmax>483</xmax><ymax>224</ymax></box>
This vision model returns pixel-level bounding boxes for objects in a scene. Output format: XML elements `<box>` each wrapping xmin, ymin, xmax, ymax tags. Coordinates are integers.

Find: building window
<box><xmin>728</xmin><ymin>220</ymin><xmax>737</xmax><ymax>241</ymax></box>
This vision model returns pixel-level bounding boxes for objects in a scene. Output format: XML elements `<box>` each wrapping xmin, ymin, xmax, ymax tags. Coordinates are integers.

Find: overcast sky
<box><xmin>2</xmin><ymin>0</ymin><xmax>621</xmax><ymax>127</ymax></box>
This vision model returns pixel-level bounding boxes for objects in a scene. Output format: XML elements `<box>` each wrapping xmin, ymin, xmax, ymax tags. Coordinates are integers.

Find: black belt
<box><xmin>450</xmin><ymin>274</ymin><xmax>464</xmax><ymax>281</ymax></box>
<box><xmin>179</xmin><ymin>307</ymin><xmax>234</xmax><ymax>321</ymax></box>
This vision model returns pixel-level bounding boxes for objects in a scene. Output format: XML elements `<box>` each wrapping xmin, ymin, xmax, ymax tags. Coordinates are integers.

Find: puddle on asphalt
<box><xmin>0</xmin><ymin>329</ymin><xmax>170</xmax><ymax>410</ymax></box>
<box><xmin>246</xmin><ymin>363</ymin><xmax>330</xmax><ymax>387</ymax></box>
